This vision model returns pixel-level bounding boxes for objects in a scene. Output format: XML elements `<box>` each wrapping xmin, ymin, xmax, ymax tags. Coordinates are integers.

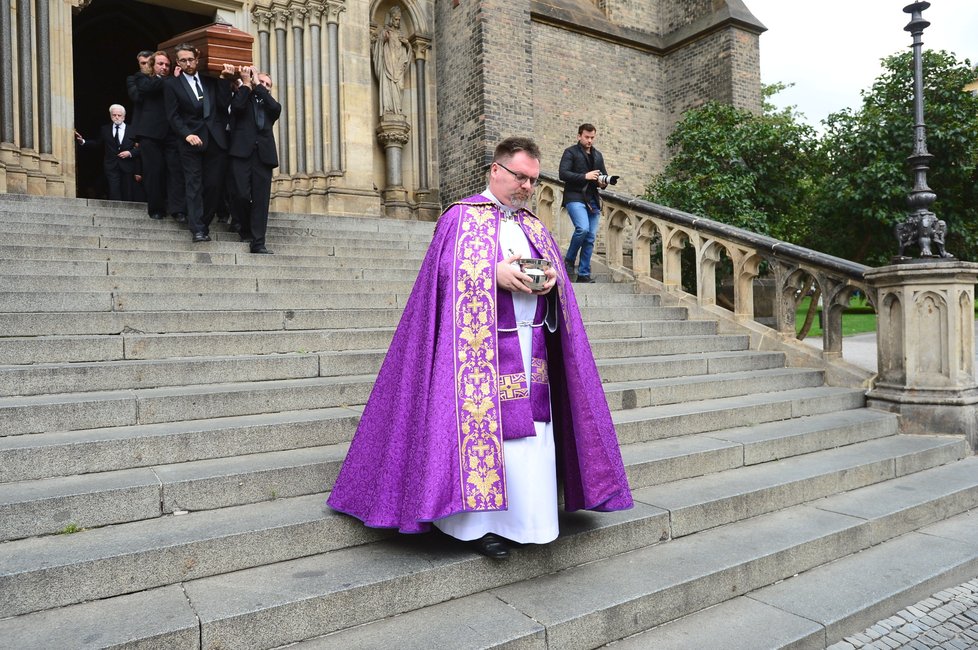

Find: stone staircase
<box><xmin>1</xmin><ymin>194</ymin><xmax>978</xmax><ymax>649</ymax></box>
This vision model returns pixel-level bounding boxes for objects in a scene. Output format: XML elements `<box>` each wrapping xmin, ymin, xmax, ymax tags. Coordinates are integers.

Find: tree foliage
<box><xmin>646</xmin><ymin>51</ymin><xmax>978</xmax><ymax>265</ymax></box>
<box><xmin>645</xmin><ymin>83</ymin><xmax>826</xmax><ymax>243</ymax></box>
<box><xmin>816</xmin><ymin>50</ymin><xmax>978</xmax><ymax>264</ymax></box>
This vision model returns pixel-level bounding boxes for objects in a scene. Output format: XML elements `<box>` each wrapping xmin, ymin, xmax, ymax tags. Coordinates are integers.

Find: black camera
<box><xmin>597</xmin><ymin>174</ymin><xmax>619</xmax><ymax>185</ymax></box>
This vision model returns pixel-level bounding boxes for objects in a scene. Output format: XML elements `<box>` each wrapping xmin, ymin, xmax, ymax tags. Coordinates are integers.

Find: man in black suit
<box><xmin>128</xmin><ymin>50</ymin><xmax>171</xmax><ymax>220</ymax></box>
<box><xmin>75</xmin><ymin>104</ymin><xmax>139</xmax><ymax>201</ymax></box>
<box><xmin>163</xmin><ymin>43</ymin><xmax>234</xmax><ymax>242</ymax></box>
<box><xmin>229</xmin><ymin>67</ymin><xmax>281</xmax><ymax>254</ymax></box>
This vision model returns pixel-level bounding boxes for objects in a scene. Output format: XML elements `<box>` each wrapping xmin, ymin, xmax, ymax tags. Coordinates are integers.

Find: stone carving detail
<box><xmin>372</xmin><ymin>5</ymin><xmax>412</xmax><ymax>116</ymax></box>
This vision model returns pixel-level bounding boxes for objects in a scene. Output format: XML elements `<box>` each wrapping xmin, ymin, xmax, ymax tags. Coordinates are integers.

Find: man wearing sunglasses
<box><xmin>329</xmin><ymin>137</ymin><xmax>632</xmax><ymax>560</ymax></box>
<box><xmin>559</xmin><ymin>123</ymin><xmax>609</xmax><ymax>283</ymax></box>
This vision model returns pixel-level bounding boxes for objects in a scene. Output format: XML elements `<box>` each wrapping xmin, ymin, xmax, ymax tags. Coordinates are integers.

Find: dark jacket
<box><xmin>163</xmin><ymin>74</ymin><xmax>232</xmax><ymax>151</ymax></box>
<box><xmin>82</xmin><ymin>123</ymin><xmax>139</xmax><ymax>173</ymax></box>
<box><xmin>229</xmin><ymin>83</ymin><xmax>281</xmax><ymax>167</ymax></box>
<box><xmin>558</xmin><ymin>142</ymin><xmax>607</xmax><ymax>207</ymax></box>
<box><xmin>130</xmin><ymin>74</ymin><xmax>170</xmax><ymax>141</ymax></box>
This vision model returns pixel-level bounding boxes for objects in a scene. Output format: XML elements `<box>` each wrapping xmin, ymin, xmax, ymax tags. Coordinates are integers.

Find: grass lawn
<box><xmin>795</xmin><ymin>295</ymin><xmax>877</xmax><ymax>338</ymax></box>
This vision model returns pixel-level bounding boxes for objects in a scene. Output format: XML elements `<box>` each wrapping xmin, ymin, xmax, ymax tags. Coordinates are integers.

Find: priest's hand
<box><xmin>533</xmin><ymin>266</ymin><xmax>557</xmax><ymax>296</ymax></box>
<box><xmin>496</xmin><ymin>253</ymin><xmax>533</xmax><ymax>294</ymax></box>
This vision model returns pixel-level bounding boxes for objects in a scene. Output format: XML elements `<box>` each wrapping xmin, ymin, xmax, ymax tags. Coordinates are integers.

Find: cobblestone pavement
<box><xmin>829</xmin><ymin>579</ymin><xmax>978</xmax><ymax>649</ymax></box>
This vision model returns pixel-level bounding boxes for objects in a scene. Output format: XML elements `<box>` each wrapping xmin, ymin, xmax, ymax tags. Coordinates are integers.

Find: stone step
<box><xmin>3</xmin><ymin>318</ymin><xmax>713</xmax><ymax>368</ymax></box>
<box><xmin>581</xmin><ymin>305</ymin><xmax>687</xmax><ymax>322</ymax></box>
<box><xmin>0</xmin><ymin>308</ymin><xmax>405</xmax><ymax>337</ymax></box>
<box><xmin>633</xmin><ymin>463</ymin><xmax>978</xmax><ymax>649</ymax></box>
<box><xmin>0</xmin><ymin>218</ymin><xmax>433</xmax><ymax>249</ymax></box>
<box><xmin>0</xmin><ymin>200</ymin><xmax>439</xmax><ymax>235</ymax></box>
<box><xmin>0</xmin><ymin>406</ymin><xmax>361</xmax><ymax>483</ymax></box>
<box><xmin>0</xmin><ymin>241</ymin><xmax>425</xmax><ymax>266</ymax></box>
<box><xmin>0</xmin><ymin>209</ymin><xmax>436</xmax><ymax>238</ymax></box>
<box><xmin>0</xmin><ymin>505</ymin><xmax>665</xmax><ymax>648</ymax></box>
<box><xmin>0</xmin><ymin>291</ymin><xmax>114</xmax><ymax>313</ymax></box>
<box><xmin>612</xmin><ymin>386</ymin><xmax>868</xmax><ymax>444</ymax></box>
<box><xmin>94</xmin><ymin>233</ymin><xmax>429</xmax><ymax>257</ymax></box>
<box><xmin>0</xmin><ymin>442</ymin><xmax>349</xmax><ymax>541</ymax></box>
<box><xmin>0</xmin><ymin>258</ymin><xmax>109</xmax><ymax>276</ymax></box>
<box><xmin>572</xmin><ymin>291</ymin><xmax>659</xmax><ymax>309</ymax></box>
<box><xmin>105</xmin><ymin>260</ymin><xmax>422</xmax><ymax>281</ymax></box>
<box><xmin>596</xmin><ymin>350</ymin><xmax>785</xmax><ymax>383</ymax></box>
<box><xmin>591</xmin><ymin>334</ymin><xmax>749</xmax><ymax>358</ymax></box>
<box><xmin>585</xmin><ymin>318</ymin><xmax>716</xmax><ymax>340</ymax></box>
<box><xmin>11</xmin><ymin>450</ymin><xmax>971</xmax><ymax>650</ymax></box>
<box><xmin>0</xmin><ymin>375</ymin><xmax>375</xmax><ymax>436</ymax></box>
<box><xmin>0</xmin><ymin>243</ymin><xmax>241</xmax><ymax>264</ymax></box>
<box><xmin>1</xmin><ymin>319</ymin><xmax>720</xmax><ymax>393</ymax></box>
<box><xmin>630</xmin><ymin>433</ymin><xmax>967</xmax><ymax>538</ymax></box>
<box><xmin>0</xmin><ymin>305</ymin><xmax>681</xmax><ymax>338</ymax></box>
<box><xmin>125</xmin><ymin>327</ymin><xmax>395</xmax><ymax>360</ymax></box>
<box><xmin>0</xmin><ymin>274</ymin><xmax>419</xmax><ymax>295</ymax></box>
<box><xmin>0</xmin><ymin>426</ymin><xmax>936</xmax><ymax>615</ymax></box>
<box><xmin>111</xmin><ymin>290</ymin><xmax>406</xmax><ymax>311</ymax></box>
<box><xmin>604</xmin><ymin>367</ymin><xmax>824</xmax><ymax>410</ymax></box>
<box><xmin>622</xmin><ymin>409</ymin><xmax>899</xmax><ymax>491</ymax></box>
<box><xmin>0</xmin><ymin>352</ymin><xmax>323</xmax><ymax>396</ymax></box>
<box><xmin>0</xmin><ymin>493</ymin><xmax>393</xmax><ymax>619</ymax></box>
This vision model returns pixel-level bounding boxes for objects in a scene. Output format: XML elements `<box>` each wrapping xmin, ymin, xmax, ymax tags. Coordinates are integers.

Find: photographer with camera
<box><xmin>559</xmin><ymin>123</ymin><xmax>616</xmax><ymax>283</ymax></box>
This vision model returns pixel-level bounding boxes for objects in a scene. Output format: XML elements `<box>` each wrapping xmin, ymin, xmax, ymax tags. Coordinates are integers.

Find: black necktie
<box><xmin>194</xmin><ymin>76</ymin><xmax>203</xmax><ymax>100</ymax></box>
<box><xmin>254</xmin><ymin>95</ymin><xmax>265</xmax><ymax>130</ymax></box>
<box><xmin>114</xmin><ymin>125</ymin><xmax>119</xmax><ymax>146</ymax></box>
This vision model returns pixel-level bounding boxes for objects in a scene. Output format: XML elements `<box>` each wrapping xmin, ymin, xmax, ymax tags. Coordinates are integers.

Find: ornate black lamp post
<box><xmin>894</xmin><ymin>1</ymin><xmax>953</xmax><ymax>261</ymax></box>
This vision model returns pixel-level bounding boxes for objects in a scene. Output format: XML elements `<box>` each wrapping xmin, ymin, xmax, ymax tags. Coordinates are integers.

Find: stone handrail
<box><xmin>534</xmin><ymin>172</ymin><xmax>874</xmax><ymax>360</ymax></box>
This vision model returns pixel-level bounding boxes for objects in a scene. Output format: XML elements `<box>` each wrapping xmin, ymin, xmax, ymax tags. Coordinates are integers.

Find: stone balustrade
<box><xmin>535</xmin><ymin>172</ymin><xmax>873</xmax><ymax>361</ymax></box>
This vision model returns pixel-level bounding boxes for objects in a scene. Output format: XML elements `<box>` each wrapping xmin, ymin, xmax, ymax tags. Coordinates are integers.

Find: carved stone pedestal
<box><xmin>376</xmin><ymin>114</ymin><xmax>410</xmax><ymax>219</ymax></box>
<box><xmin>865</xmin><ymin>261</ymin><xmax>978</xmax><ymax>448</ymax></box>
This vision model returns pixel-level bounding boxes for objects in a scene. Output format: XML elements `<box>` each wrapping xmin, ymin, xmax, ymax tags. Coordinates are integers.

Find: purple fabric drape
<box><xmin>327</xmin><ymin>195</ymin><xmax>632</xmax><ymax>533</ymax></box>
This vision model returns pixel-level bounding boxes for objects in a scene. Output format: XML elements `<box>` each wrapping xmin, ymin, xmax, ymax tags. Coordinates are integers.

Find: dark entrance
<box><xmin>72</xmin><ymin>0</ymin><xmax>211</xmax><ymax>199</ymax></box>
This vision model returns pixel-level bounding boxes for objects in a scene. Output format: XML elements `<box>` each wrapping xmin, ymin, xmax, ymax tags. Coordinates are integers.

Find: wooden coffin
<box><xmin>159</xmin><ymin>23</ymin><xmax>254</xmax><ymax>77</ymax></box>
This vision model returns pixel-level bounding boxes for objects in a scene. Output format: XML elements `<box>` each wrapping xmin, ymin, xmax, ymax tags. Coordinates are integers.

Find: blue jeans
<box><xmin>564</xmin><ymin>200</ymin><xmax>600</xmax><ymax>278</ymax></box>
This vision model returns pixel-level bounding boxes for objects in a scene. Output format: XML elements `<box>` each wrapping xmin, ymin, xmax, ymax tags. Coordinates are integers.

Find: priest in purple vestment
<box><xmin>327</xmin><ymin>136</ymin><xmax>633</xmax><ymax>559</ymax></box>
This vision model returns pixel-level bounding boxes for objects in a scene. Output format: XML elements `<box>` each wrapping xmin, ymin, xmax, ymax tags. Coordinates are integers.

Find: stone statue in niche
<box><xmin>372</xmin><ymin>5</ymin><xmax>412</xmax><ymax>116</ymax></box>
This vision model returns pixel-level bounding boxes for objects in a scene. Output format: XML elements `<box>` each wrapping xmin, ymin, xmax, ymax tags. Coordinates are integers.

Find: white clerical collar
<box><xmin>483</xmin><ymin>188</ymin><xmax>516</xmax><ymax>216</ymax></box>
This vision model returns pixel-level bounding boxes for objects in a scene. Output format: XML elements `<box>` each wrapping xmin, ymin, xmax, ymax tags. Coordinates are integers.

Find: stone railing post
<box><xmin>866</xmin><ymin>261</ymin><xmax>978</xmax><ymax>446</ymax></box>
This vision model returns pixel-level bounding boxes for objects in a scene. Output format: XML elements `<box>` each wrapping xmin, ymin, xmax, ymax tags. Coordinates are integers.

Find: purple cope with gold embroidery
<box><xmin>327</xmin><ymin>195</ymin><xmax>633</xmax><ymax>533</ymax></box>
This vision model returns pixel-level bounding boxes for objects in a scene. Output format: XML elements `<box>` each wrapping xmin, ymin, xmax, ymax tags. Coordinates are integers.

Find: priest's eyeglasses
<box><xmin>495</xmin><ymin>161</ymin><xmax>540</xmax><ymax>187</ymax></box>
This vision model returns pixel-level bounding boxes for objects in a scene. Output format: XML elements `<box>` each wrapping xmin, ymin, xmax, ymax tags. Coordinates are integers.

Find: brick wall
<box><xmin>432</xmin><ymin>0</ymin><xmax>763</xmax><ymax>206</ymax></box>
<box><xmin>600</xmin><ymin>0</ymin><xmax>661</xmax><ymax>35</ymax></box>
<box><xmin>434</xmin><ymin>0</ymin><xmax>488</xmax><ymax>204</ymax></box>
<box><xmin>663</xmin><ymin>25</ymin><xmax>763</xmax><ymax>138</ymax></box>
<box><xmin>531</xmin><ymin>21</ymin><xmax>668</xmax><ymax>197</ymax></box>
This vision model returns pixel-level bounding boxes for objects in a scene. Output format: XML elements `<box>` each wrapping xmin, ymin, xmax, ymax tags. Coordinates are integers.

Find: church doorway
<box><xmin>71</xmin><ymin>0</ymin><xmax>211</xmax><ymax>199</ymax></box>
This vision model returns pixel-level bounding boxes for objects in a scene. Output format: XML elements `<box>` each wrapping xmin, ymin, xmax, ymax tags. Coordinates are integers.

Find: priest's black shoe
<box><xmin>192</xmin><ymin>232</ymin><xmax>211</xmax><ymax>243</ymax></box>
<box><xmin>472</xmin><ymin>533</ymin><xmax>511</xmax><ymax>559</ymax></box>
<box><xmin>172</xmin><ymin>213</ymin><xmax>187</xmax><ymax>224</ymax></box>
<box><xmin>575</xmin><ymin>275</ymin><xmax>596</xmax><ymax>283</ymax></box>
<box><xmin>251</xmin><ymin>246</ymin><xmax>273</xmax><ymax>254</ymax></box>
<box><xmin>149</xmin><ymin>213</ymin><xmax>164</xmax><ymax>220</ymax></box>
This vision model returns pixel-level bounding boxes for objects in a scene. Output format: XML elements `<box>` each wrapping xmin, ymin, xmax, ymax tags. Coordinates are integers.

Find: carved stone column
<box><xmin>251</xmin><ymin>8</ymin><xmax>273</xmax><ymax>82</ymax></box>
<box><xmin>307</xmin><ymin>2</ymin><xmax>325</xmax><ymax>173</ymax></box>
<box><xmin>0</xmin><ymin>0</ymin><xmax>18</xmax><ymax>191</ymax></box>
<box><xmin>410</xmin><ymin>35</ymin><xmax>430</xmax><ymax>192</ymax></box>
<box><xmin>325</xmin><ymin>0</ymin><xmax>345</xmax><ymax>173</ymax></box>
<box><xmin>273</xmin><ymin>5</ymin><xmax>290</xmax><ymax>175</ymax></box>
<box><xmin>865</xmin><ymin>261</ymin><xmax>978</xmax><ymax>447</ymax></box>
<box><xmin>376</xmin><ymin>115</ymin><xmax>410</xmax><ymax>219</ymax></box>
<box><xmin>289</xmin><ymin>2</ymin><xmax>307</xmax><ymax>175</ymax></box>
